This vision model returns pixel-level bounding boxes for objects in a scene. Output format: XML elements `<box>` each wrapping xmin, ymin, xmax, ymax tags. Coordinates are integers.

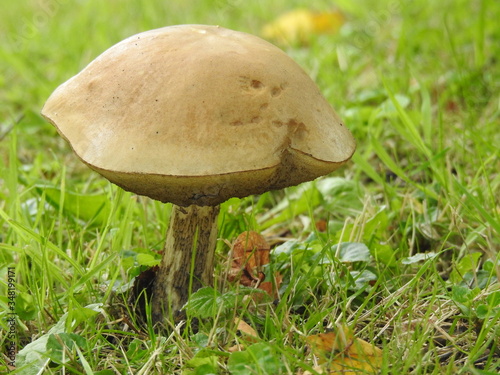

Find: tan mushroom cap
<box><xmin>42</xmin><ymin>25</ymin><xmax>355</xmax><ymax>207</ymax></box>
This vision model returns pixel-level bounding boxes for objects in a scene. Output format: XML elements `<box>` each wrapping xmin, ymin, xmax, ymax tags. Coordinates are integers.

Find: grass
<box><xmin>1</xmin><ymin>0</ymin><xmax>499</xmax><ymax>373</ymax></box>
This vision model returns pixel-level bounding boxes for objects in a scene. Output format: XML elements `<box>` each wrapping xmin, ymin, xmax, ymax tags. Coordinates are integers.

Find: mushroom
<box><xmin>41</xmin><ymin>24</ymin><xmax>355</xmax><ymax>325</ymax></box>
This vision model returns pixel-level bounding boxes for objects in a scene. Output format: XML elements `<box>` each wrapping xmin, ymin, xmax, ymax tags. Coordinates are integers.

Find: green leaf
<box><xmin>487</xmin><ymin>290</ymin><xmax>500</xmax><ymax>307</ymax></box>
<box><xmin>67</xmin><ymin>306</ymin><xmax>102</xmax><ymax>332</ymax></box>
<box><xmin>316</xmin><ymin>177</ymin><xmax>357</xmax><ymax>197</ymax></box>
<box><xmin>482</xmin><ymin>259</ymin><xmax>494</xmax><ymax>272</ymax></box>
<box><xmin>376</xmin><ymin>94</ymin><xmax>411</xmax><ymax>119</ymax></box>
<box><xmin>272</xmin><ymin>240</ymin><xmax>300</xmax><ymax>257</ymax></box>
<box><xmin>15</xmin><ymin>292</ymin><xmax>38</xmax><ymax>320</ymax></box>
<box><xmin>16</xmin><ymin>303</ymin><xmax>104</xmax><ymax>374</ymax></box>
<box><xmin>126</xmin><ymin>339</ymin><xmax>149</xmax><ymax>362</ymax></box>
<box><xmin>191</xmin><ymin>333</ymin><xmax>210</xmax><ymax>348</ymax></box>
<box><xmin>363</xmin><ymin>209</ymin><xmax>389</xmax><ymax>240</ymax></box>
<box><xmin>361</xmin><ymin>210</ymin><xmax>395</xmax><ymax>265</ymax></box>
<box><xmin>46</xmin><ymin>332</ymin><xmax>87</xmax><ymax>363</ymax></box>
<box><xmin>227</xmin><ymin>343</ymin><xmax>284</xmax><ymax>375</ymax></box>
<box><xmin>401</xmin><ymin>252</ymin><xmax>438</xmax><ymax>264</ymax></box>
<box><xmin>474</xmin><ymin>290</ymin><xmax>500</xmax><ymax>319</ymax></box>
<box><xmin>185</xmin><ymin>287</ymin><xmax>238</xmax><ymax>319</ymax></box>
<box><xmin>184</xmin><ymin>349</ymin><xmax>219</xmax><ymax>374</ymax></box>
<box><xmin>450</xmin><ymin>285</ymin><xmax>481</xmax><ymax>317</ymax></box>
<box><xmin>475</xmin><ymin>304</ymin><xmax>490</xmax><ymax>319</ymax></box>
<box><xmin>16</xmin><ymin>311</ymin><xmax>69</xmax><ymax>373</ymax></box>
<box><xmin>184</xmin><ymin>363</ymin><xmax>219</xmax><ymax>375</ymax></box>
<box><xmin>349</xmin><ymin>270</ymin><xmax>378</xmax><ymax>290</ymax></box>
<box><xmin>462</xmin><ymin>269</ymin><xmax>495</xmax><ymax>289</ymax></box>
<box><xmin>36</xmin><ymin>185</ymin><xmax>111</xmax><ymax>225</ymax></box>
<box><xmin>336</xmin><ymin>242</ymin><xmax>371</xmax><ymax>263</ymax></box>
<box><xmin>136</xmin><ymin>253</ymin><xmax>161</xmax><ymax>267</ymax></box>
<box><xmin>450</xmin><ymin>252</ymin><xmax>483</xmax><ymax>283</ymax></box>
<box><xmin>371</xmin><ymin>242</ymin><xmax>396</xmax><ymax>266</ymax></box>
<box><xmin>458</xmin><ymin>252</ymin><xmax>483</xmax><ymax>273</ymax></box>
<box><xmin>451</xmin><ymin>285</ymin><xmax>471</xmax><ymax>304</ymax></box>
<box><xmin>316</xmin><ymin>177</ymin><xmax>362</xmax><ymax>213</ymax></box>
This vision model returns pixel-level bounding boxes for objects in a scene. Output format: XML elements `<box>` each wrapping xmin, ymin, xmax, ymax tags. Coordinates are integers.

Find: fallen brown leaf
<box><xmin>227</xmin><ymin>317</ymin><xmax>260</xmax><ymax>352</ymax></box>
<box><xmin>306</xmin><ymin>325</ymin><xmax>383</xmax><ymax>374</ymax></box>
<box><xmin>315</xmin><ymin>219</ymin><xmax>328</xmax><ymax>232</ymax></box>
<box><xmin>229</xmin><ymin>231</ymin><xmax>270</xmax><ymax>285</ymax></box>
<box><xmin>227</xmin><ymin>231</ymin><xmax>282</xmax><ymax>299</ymax></box>
<box><xmin>234</xmin><ymin>318</ymin><xmax>259</xmax><ymax>340</ymax></box>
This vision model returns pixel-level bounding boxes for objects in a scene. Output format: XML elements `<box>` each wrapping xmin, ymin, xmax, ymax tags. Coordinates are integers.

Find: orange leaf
<box><xmin>229</xmin><ymin>231</ymin><xmax>269</xmax><ymax>282</ymax></box>
<box><xmin>227</xmin><ymin>231</ymin><xmax>282</xmax><ymax>299</ymax></box>
<box><xmin>315</xmin><ymin>219</ymin><xmax>328</xmax><ymax>232</ymax></box>
<box><xmin>306</xmin><ymin>325</ymin><xmax>383</xmax><ymax>374</ymax></box>
<box><xmin>257</xmin><ymin>272</ymin><xmax>283</xmax><ymax>300</ymax></box>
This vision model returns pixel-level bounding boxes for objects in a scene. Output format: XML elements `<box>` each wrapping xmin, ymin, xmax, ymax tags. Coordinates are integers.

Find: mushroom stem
<box><xmin>151</xmin><ymin>204</ymin><xmax>220</xmax><ymax>324</ymax></box>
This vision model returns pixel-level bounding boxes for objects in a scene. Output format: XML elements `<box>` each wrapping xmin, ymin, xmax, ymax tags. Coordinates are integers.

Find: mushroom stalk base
<box><xmin>152</xmin><ymin>204</ymin><xmax>220</xmax><ymax>325</ymax></box>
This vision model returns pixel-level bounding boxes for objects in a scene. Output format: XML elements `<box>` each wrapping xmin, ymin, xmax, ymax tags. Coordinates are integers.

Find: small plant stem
<box><xmin>152</xmin><ymin>204</ymin><xmax>220</xmax><ymax>325</ymax></box>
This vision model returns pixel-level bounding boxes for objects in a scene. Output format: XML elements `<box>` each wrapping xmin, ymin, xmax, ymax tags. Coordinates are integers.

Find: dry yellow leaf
<box><xmin>234</xmin><ymin>317</ymin><xmax>259</xmax><ymax>340</ymax></box>
<box><xmin>311</xmin><ymin>11</ymin><xmax>345</xmax><ymax>34</ymax></box>
<box><xmin>228</xmin><ymin>317</ymin><xmax>260</xmax><ymax>352</ymax></box>
<box><xmin>306</xmin><ymin>325</ymin><xmax>383</xmax><ymax>374</ymax></box>
<box><xmin>262</xmin><ymin>8</ymin><xmax>345</xmax><ymax>46</ymax></box>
